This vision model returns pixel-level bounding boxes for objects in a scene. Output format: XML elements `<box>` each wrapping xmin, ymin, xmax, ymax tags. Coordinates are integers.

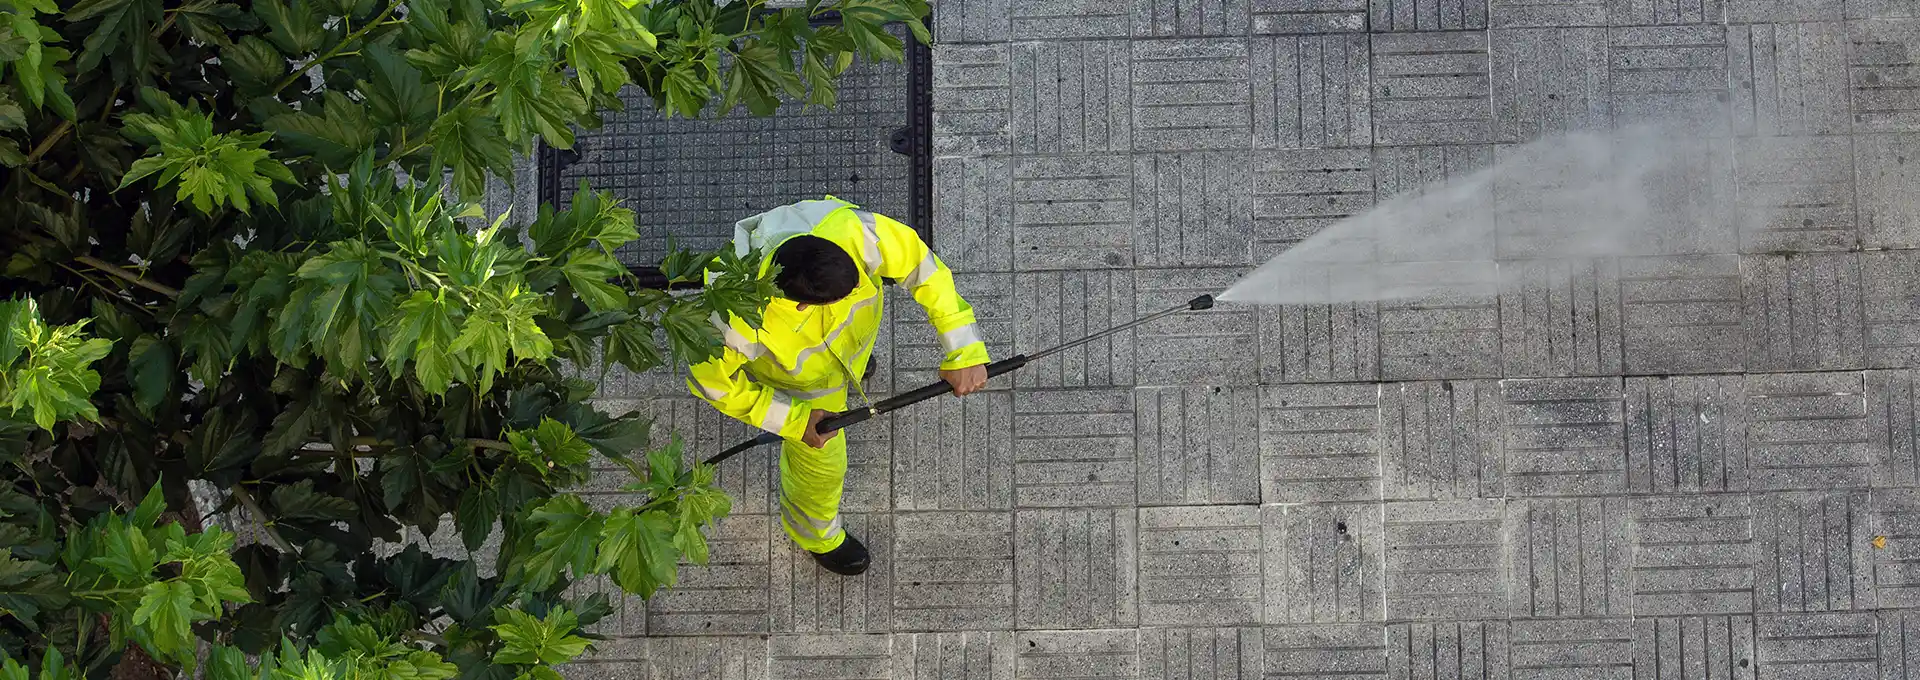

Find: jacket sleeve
<box><xmin>865</xmin><ymin>211</ymin><xmax>990</xmax><ymax>370</ymax></box>
<box><xmin>686</xmin><ymin>319</ymin><xmax>814</xmax><ymax>439</ymax></box>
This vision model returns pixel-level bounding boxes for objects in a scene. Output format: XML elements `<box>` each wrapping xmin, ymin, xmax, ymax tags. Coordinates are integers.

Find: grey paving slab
<box><xmin>1631</xmin><ymin>615</ymin><xmax>1756</xmax><ymax>680</ymax></box>
<box><xmin>933</xmin><ymin>45</ymin><xmax>1012</xmax><ymax>157</ymax></box>
<box><xmin>1257</xmin><ymin>299</ymin><xmax>1383</xmax><ymax>384</ymax></box>
<box><xmin>1617</xmin><ymin>255</ymin><xmax>1747</xmax><ymax>374</ymax></box>
<box><xmin>1741</xmin><ymin>253</ymin><xmax>1867</xmax><ymax>373</ymax></box>
<box><xmin>1383</xmin><ymin>499</ymin><xmax>1509</xmax><ymax>620</ymax></box>
<box><xmin>770</xmin><ymin>514</ymin><xmax>893</xmax><ymax>633</ymax></box>
<box><xmin>1728</xmin><ymin>0</ymin><xmax>1846</xmax><ymax>22</ymax></box>
<box><xmin>1374</xmin><ymin>145</ymin><xmax>1494</xmax><ymax>261</ymax></box>
<box><xmin>934</xmin><ymin>0</ymin><xmax>1012</xmax><ymax>43</ymax></box>
<box><xmin>1727</xmin><ymin>21</ymin><xmax>1852</xmax><ymax>136</ymax></box>
<box><xmin>1754</xmin><ymin>491</ymin><xmax>1874</xmax><ymax>612</ymax></box>
<box><xmin>1510</xmin><ymin>618</ymin><xmax>1635</xmax><ymax>679</ymax></box>
<box><xmin>932</xmin><ymin>155</ymin><xmax>1013</xmax><ymax>274</ymax></box>
<box><xmin>1386</xmin><ymin>621</ymin><xmax>1509</xmax><ymax>679</ymax></box>
<box><xmin>1011</xmin><ymin>389</ymin><xmax>1138</xmax><ymax>507</ymax></box>
<box><xmin>892</xmin><ymin>632</ymin><xmax>1018</xmax><ymax>680</ymax></box>
<box><xmin>1867</xmin><ymin>370</ymin><xmax>1920</xmax><ymax>487</ymax></box>
<box><xmin>1380</xmin><ymin>380</ymin><xmax>1504</xmax><ymax>500</ymax></box>
<box><xmin>1491</xmin><ymin>0</ymin><xmax>1608</xmax><ymax>26</ymax></box>
<box><xmin>1251</xmin><ymin>149</ymin><xmax>1375</xmax><ymax>262</ymax></box>
<box><xmin>1132</xmin><ymin>268</ymin><xmax>1258</xmax><ymax>385</ymax></box>
<box><xmin>1262</xmin><ymin>503</ymin><xmax>1386</xmax><ymax>623</ymax></box>
<box><xmin>1370</xmin><ymin>31</ymin><xmax>1496</xmax><ymax>145</ymax></box>
<box><xmin>572</xmin><ymin>575</ymin><xmax>647</xmax><ymax>637</ymax></box>
<box><xmin>1848</xmin><ymin>20</ymin><xmax>1920</xmax><ymax>132</ymax></box>
<box><xmin>1134</xmin><ymin>0</ymin><xmax>1252</xmax><ymax>37</ymax></box>
<box><xmin>1373</xmin><ymin>0</ymin><xmax>1492</xmax><ymax>30</ymax></box>
<box><xmin>1010</xmin><ymin>156</ymin><xmax>1134</xmax><ymax>271</ymax></box>
<box><xmin>1374</xmin><ymin>263</ymin><xmax>1505</xmax><ymax>380</ymax></box>
<box><xmin>1734</xmin><ymin>135</ymin><xmax>1859</xmax><ymax>253</ymax></box>
<box><xmin>1136</xmin><ymin>506</ymin><xmax>1264</xmax><ymax>625</ymax></box>
<box><xmin>1882</xmin><ymin>610</ymin><xmax>1920</xmax><ymax>680</ymax></box>
<box><xmin>1754</xmin><ymin>612</ymin><xmax>1880</xmax><ymax>680</ymax></box>
<box><xmin>1259</xmin><ymin>383</ymin><xmax>1384</xmax><ymax>503</ymax></box>
<box><xmin>1134</xmin><ymin>386</ymin><xmax>1261</xmax><ymax>506</ymax></box>
<box><xmin>1133</xmin><ymin>153</ymin><xmax>1255</xmax><ymax>268</ymax></box>
<box><xmin>1624</xmin><ymin>375</ymin><xmax>1750</xmax><ymax>494</ymax></box>
<box><xmin>1628</xmin><ymin>495</ymin><xmax>1758</xmax><ymax>615</ymax></box>
<box><xmin>1013</xmin><ymin>630</ymin><xmax>1140</xmax><ymax>680</ymax></box>
<box><xmin>646</xmin><ymin>514</ymin><xmax>774</xmax><ymax>635</ymax></box>
<box><xmin>893</xmin><ymin>391</ymin><xmax>1016</xmax><ymax>511</ymax></box>
<box><xmin>568</xmin><ymin>637</ymin><xmax>770</xmax><ymax>680</ymax></box>
<box><xmin>1855</xmin><ymin>133</ymin><xmax>1920</xmax><ymax>249</ymax></box>
<box><xmin>1008</xmin><ymin>0</ymin><xmax>1132</xmax><ymax>40</ymax></box>
<box><xmin>1498</xmin><ymin>260</ymin><xmax>1626</xmax><ymax>377</ymax></box>
<box><xmin>892</xmin><ymin>512</ymin><xmax>1016</xmax><ymax>631</ymax></box>
<box><xmin>1499</xmin><ymin>377</ymin><xmax>1629</xmax><ymax>496</ymax></box>
<box><xmin>1251</xmin><ymin>35</ymin><xmax>1374</xmax><ymax>149</ymax></box>
<box><xmin>1137</xmin><ymin>628</ymin><xmax>1262</xmax><ymax>680</ymax></box>
<box><xmin>1492</xmin><ymin>27</ymin><xmax>1611</xmax><ymax>142</ymax></box>
<box><xmin>1608</xmin><ymin>26</ymin><xmax>1732</xmax><ymax>127</ymax></box>
<box><xmin>1252</xmin><ymin>0</ymin><xmax>1369</xmax><ymax>33</ymax></box>
<box><xmin>1509</xmin><ymin>498</ymin><xmax>1632</xmax><ymax>618</ymax></box>
<box><xmin>1014</xmin><ymin>508</ymin><xmax>1140</xmax><ymax>628</ymax></box>
<box><xmin>1131</xmin><ymin>39</ymin><xmax>1254</xmax><ymax>151</ymax></box>
<box><xmin>1013</xmin><ymin>270</ymin><xmax>1138</xmax><ymax>388</ymax></box>
<box><xmin>1009</xmin><ymin>41</ymin><xmax>1131</xmax><ymax>155</ymax></box>
<box><xmin>1609</xmin><ymin>0</ymin><xmax>1726</xmax><ymax>28</ymax></box>
<box><xmin>1869</xmin><ymin>489</ymin><xmax>1920</xmax><ymax>608</ymax></box>
<box><xmin>1261</xmin><ymin>625</ymin><xmax>1388</xmax><ymax>679</ymax></box>
<box><xmin>767</xmin><ymin>634</ymin><xmax>893</xmax><ymax>680</ymax></box>
<box><xmin>1743</xmin><ymin>371</ymin><xmax>1875</xmax><ymax>490</ymax></box>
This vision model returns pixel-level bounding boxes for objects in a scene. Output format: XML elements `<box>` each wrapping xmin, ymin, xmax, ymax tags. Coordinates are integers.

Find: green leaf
<box><xmin>560</xmin><ymin>249</ymin><xmax>627</xmax><ymax>313</ymax></box>
<box><xmin>659</xmin><ymin>300</ymin><xmax>722</xmax><ymax>365</ymax></box>
<box><xmin>489</xmin><ymin>607</ymin><xmax>591</xmax><ymax>666</ymax></box>
<box><xmin>602</xmin><ymin>317</ymin><xmax>662</xmax><ymax>375</ymax></box>
<box><xmin>593</xmin><ymin>507</ymin><xmax>677</xmax><ymax>598</ymax></box>
<box><xmin>65</xmin><ymin>0</ymin><xmax>162</xmax><ymax>73</ymax></box>
<box><xmin>207</xmin><ymin>646</ymin><xmax>253</xmax><ymax>680</ymax></box>
<box><xmin>132</xmin><ymin>580</ymin><xmax>196</xmax><ymax>662</ymax></box>
<box><xmin>428</xmin><ymin>106</ymin><xmax>512</xmax><ymax>200</ymax></box>
<box><xmin>126</xmin><ymin>334</ymin><xmax>174</xmax><ymax>415</ymax></box>
<box><xmin>264</xmin><ymin>92</ymin><xmax>375</xmax><ymax>167</ymax></box>
<box><xmin>254</xmin><ymin>0</ymin><xmax>327</xmax><ymax>55</ymax></box>
<box><xmin>0</xmin><ymin>551</ymin><xmax>68</xmax><ymax>626</ymax></box>
<box><xmin>269</xmin><ymin>479</ymin><xmax>357</xmax><ymax>521</ymax></box>
<box><xmin>175</xmin><ymin>0</ymin><xmax>259</xmax><ymax>47</ymax></box>
<box><xmin>383</xmin><ymin>291</ymin><xmax>464</xmax><ymax>394</ymax></box>
<box><xmin>453</xmin><ymin>485</ymin><xmax>498</xmax><ymax>552</ymax></box>
<box><xmin>360</xmin><ymin>44</ymin><xmax>434</xmax><ymax>128</ymax></box>
<box><xmin>222</xmin><ymin>37</ymin><xmax>286</xmax><ymax>92</ymax></box>
<box><xmin>530</xmin><ymin>418</ymin><xmax>593</xmax><ymax>468</ymax></box>
<box><xmin>517</xmin><ymin>495</ymin><xmax>601</xmax><ymax>591</ymax></box>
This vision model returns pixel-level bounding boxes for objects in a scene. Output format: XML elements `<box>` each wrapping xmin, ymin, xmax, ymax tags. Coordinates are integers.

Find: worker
<box><xmin>688</xmin><ymin>196</ymin><xmax>989</xmax><ymax>575</ymax></box>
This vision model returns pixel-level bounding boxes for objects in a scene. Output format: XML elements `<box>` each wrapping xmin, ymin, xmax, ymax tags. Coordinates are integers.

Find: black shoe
<box><xmin>811</xmin><ymin>533</ymin><xmax>870</xmax><ymax>576</ymax></box>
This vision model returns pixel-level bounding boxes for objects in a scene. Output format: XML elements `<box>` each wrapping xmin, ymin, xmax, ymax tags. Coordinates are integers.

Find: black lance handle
<box><xmin>698</xmin><ymin>294</ymin><xmax>1213</xmax><ymax>467</ymax></box>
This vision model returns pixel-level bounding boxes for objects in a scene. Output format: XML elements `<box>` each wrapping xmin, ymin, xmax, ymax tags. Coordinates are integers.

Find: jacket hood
<box><xmin>732</xmin><ymin>198</ymin><xmax>855</xmax><ymax>272</ymax></box>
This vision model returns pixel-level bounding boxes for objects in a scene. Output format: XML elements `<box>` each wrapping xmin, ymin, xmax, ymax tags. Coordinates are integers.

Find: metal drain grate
<box><xmin>539</xmin><ymin>21</ymin><xmax>932</xmax><ymax>287</ymax></box>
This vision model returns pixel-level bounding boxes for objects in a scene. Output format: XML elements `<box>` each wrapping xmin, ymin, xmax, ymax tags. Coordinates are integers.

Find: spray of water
<box><xmin>1219</xmin><ymin>124</ymin><xmax>1789</xmax><ymax>306</ymax></box>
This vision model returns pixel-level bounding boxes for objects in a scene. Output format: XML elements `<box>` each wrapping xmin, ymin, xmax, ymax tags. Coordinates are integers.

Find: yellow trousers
<box><xmin>777</xmin><ymin>382</ymin><xmax>853</xmax><ymax>554</ymax></box>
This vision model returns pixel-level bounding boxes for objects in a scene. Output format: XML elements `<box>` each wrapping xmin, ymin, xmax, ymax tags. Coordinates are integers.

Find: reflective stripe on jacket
<box><xmin>687</xmin><ymin>196</ymin><xmax>990</xmax><ymax>438</ymax></box>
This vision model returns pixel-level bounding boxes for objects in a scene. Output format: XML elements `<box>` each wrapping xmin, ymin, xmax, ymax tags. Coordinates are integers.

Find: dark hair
<box><xmin>772</xmin><ymin>235</ymin><xmax>859</xmax><ymax>304</ymax></box>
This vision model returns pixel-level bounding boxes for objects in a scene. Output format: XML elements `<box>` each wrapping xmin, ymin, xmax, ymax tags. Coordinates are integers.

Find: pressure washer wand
<box><xmin>700</xmin><ymin>294</ymin><xmax>1217</xmax><ymax>467</ymax></box>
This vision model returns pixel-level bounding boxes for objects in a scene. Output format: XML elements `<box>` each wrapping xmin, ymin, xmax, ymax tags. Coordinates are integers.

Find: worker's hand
<box><xmin>941</xmin><ymin>365</ymin><xmax>988</xmax><ymax>397</ymax></box>
<box><xmin>801</xmin><ymin>409</ymin><xmax>841</xmax><ymax>449</ymax></box>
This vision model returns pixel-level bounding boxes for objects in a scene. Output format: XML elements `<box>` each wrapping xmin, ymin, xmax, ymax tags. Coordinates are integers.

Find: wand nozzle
<box><xmin>1188</xmin><ymin>294</ymin><xmax>1214</xmax><ymax>311</ymax></box>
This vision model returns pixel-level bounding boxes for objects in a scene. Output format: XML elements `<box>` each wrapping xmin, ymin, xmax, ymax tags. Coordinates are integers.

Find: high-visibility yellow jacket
<box><xmin>688</xmin><ymin>197</ymin><xmax>989</xmax><ymax>439</ymax></box>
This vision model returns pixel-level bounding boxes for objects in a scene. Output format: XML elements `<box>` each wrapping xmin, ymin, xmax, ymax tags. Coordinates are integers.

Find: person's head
<box><xmin>772</xmin><ymin>235</ymin><xmax>858</xmax><ymax>306</ymax></box>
